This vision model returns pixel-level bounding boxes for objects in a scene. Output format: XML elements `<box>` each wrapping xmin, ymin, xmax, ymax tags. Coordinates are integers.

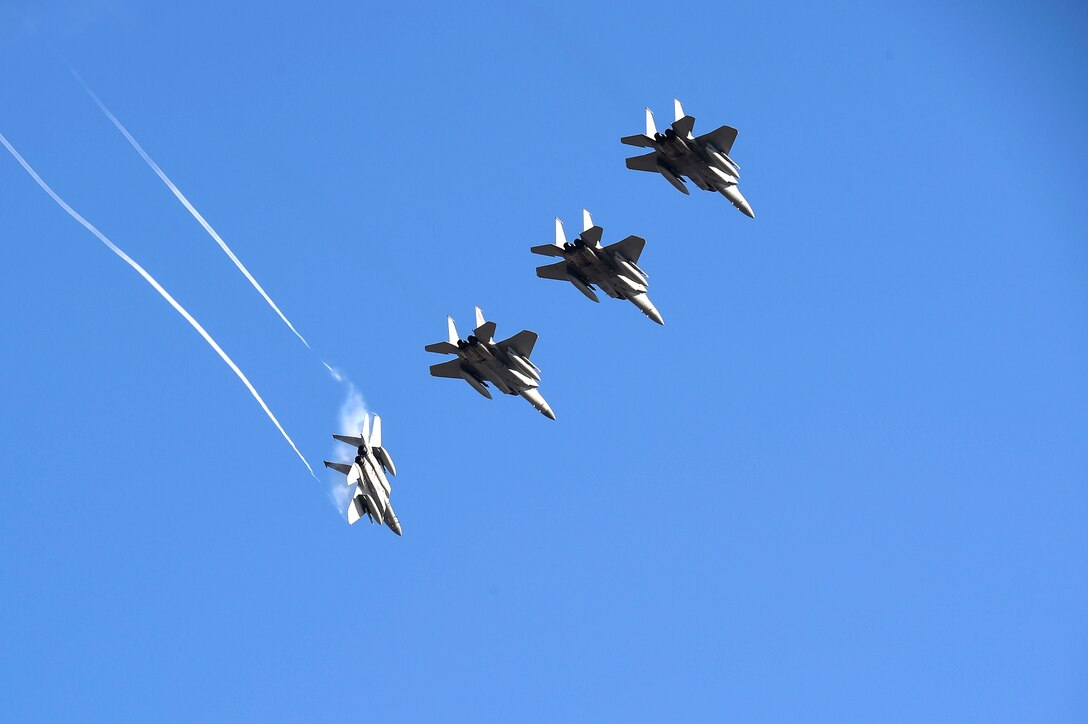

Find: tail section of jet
<box><xmin>327</xmin><ymin>415</ymin><xmax>403</xmax><ymax>534</ymax></box>
<box><xmin>621</xmin><ymin>101</ymin><xmax>754</xmax><ymax>216</ymax></box>
<box><xmin>582</xmin><ymin>209</ymin><xmax>594</xmax><ymax>233</ymax></box>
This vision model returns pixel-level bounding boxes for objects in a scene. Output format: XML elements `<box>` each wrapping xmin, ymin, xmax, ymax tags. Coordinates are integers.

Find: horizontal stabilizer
<box><xmin>626</xmin><ymin>152</ymin><xmax>661</xmax><ymax>173</ymax></box>
<box><xmin>425</xmin><ymin>341</ymin><xmax>460</xmax><ymax>355</ymax></box>
<box><xmin>324</xmin><ymin>460</ymin><xmax>352</xmax><ymax>476</ymax></box>
<box><xmin>697</xmin><ymin>125</ymin><xmax>738</xmax><ymax>155</ymax></box>
<box><xmin>672</xmin><ymin>115</ymin><xmax>696</xmax><ymax>138</ymax></box>
<box><xmin>536</xmin><ymin>260</ymin><xmax>569</xmax><ymax>281</ymax></box>
<box><xmin>473</xmin><ymin>321</ymin><xmax>497</xmax><ymax>344</ymax></box>
<box><xmin>605</xmin><ymin>235</ymin><xmax>646</xmax><ymax>264</ymax></box>
<box><xmin>580</xmin><ymin>226</ymin><xmax>603</xmax><ymax>247</ymax></box>
<box><xmin>498</xmin><ymin>330</ymin><xmax>537</xmax><ymax>358</ymax></box>
<box><xmin>332</xmin><ymin>434</ymin><xmax>366</xmax><ymax>448</ymax></box>
<box><xmin>620</xmin><ymin>134</ymin><xmax>656</xmax><ymax>148</ymax></box>
<box><xmin>430</xmin><ymin>359</ymin><xmax>465</xmax><ymax>379</ymax></box>
<box><xmin>531</xmin><ymin>243</ymin><xmax>566</xmax><ymax>257</ymax></box>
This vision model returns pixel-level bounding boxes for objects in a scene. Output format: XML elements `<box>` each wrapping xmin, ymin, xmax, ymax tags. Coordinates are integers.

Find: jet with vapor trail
<box><xmin>621</xmin><ymin>99</ymin><xmax>755</xmax><ymax>218</ymax></box>
<box><xmin>425</xmin><ymin>308</ymin><xmax>555</xmax><ymax>420</ymax></box>
<box><xmin>532</xmin><ymin>210</ymin><xmax>663</xmax><ymax>325</ymax></box>
<box><xmin>323</xmin><ymin>413</ymin><xmax>402</xmax><ymax>535</ymax></box>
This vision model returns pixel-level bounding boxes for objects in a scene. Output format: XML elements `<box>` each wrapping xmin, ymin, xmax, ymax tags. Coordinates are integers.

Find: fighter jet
<box><xmin>532</xmin><ymin>210</ymin><xmax>664</xmax><ymax>325</ymax></box>
<box><xmin>323</xmin><ymin>413</ymin><xmax>402</xmax><ymax>535</ymax></box>
<box><xmin>621</xmin><ymin>99</ymin><xmax>755</xmax><ymax>218</ymax></box>
<box><xmin>426</xmin><ymin>307</ymin><xmax>555</xmax><ymax>420</ymax></box>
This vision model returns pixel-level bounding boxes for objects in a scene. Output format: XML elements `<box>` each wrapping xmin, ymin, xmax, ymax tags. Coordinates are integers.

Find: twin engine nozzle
<box><xmin>457</xmin><ymin>335</ymin><xmax>482</xmax><ymax>349</ymax></box>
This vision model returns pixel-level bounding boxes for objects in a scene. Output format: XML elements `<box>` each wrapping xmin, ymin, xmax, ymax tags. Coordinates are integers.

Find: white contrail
<box><xmin>322</xmin><ymin>361</ymin><xmax>344</xmax><ymax>383</ymax></box>
<box><xmin>71</xmin><ymin>72</ymin><xmax>311</xmax><ymax>349</ymax></box>
<box><xmin>0</xmin><ymin>132</ymin><xmax>315</xmax><ymax>477</ymax></box>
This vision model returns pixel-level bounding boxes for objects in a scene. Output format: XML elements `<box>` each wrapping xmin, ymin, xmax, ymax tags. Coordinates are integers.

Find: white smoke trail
<box><xmin>327</xmin><ymin>377</ymin><xmax>368</xmax><ymax>516</ymax></box>
<box><xmin>70</xmin><ymin>71</ymin><xmax>312</xmax><ymax>349</ymax></box>
<box><xmin>0</xmin><ymin>132</ymin><xmax>315</xmax><ymax>477</ymax></box>
<box><xmin>322</xmin><ymin>361</ymin><xmax>344</xmax><ymax>383</ymax></box>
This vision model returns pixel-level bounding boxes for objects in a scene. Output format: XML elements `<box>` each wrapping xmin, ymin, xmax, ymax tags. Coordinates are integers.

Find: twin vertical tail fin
<box><xmin>621</xmin><ymin>108</ymin><xmax>659</xmax><ymax>147</ymax></box>
<box><xmin>360</xmin><ymin>413</ymin><xmax>372</xmax><ymax>448</ymax></box>
<box><xmin>555</xmin><ymin>217</ymin><xmax>568</xmax><ymax>246</ymax></box>
<box><xmin>369</xmin><ymin>414</ymin><xmax>382</xmax><ymax>449</ymax></box>
<box><xmin>472</xmin><ymin>306</ymin><xmax>496</xmax><ymax>344</ymax></box>
<box><xmin>579</xmin><ymin>209</ymin><xmax>603</xmax><ymax>247</ymax></box>
<box><xmin>671</xmin><ymin>98</ymin><xmax>696</xmax><ymax>138</ymax></box>
<box><xmin>447</xmin><ymin>316</ymin><xmax>460</xmax><ymax>345</ymax></box>
<box><xmin>530</xmin><ymin>220</ymin><xmax>567</xmax><ymax>257</ymax></box>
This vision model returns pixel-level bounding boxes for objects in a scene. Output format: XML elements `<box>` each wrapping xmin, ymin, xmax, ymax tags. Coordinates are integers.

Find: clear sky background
<box><xmin>1</xmin><ymin>1</ymin><xmax>1086</xmax><ymax>721</ymax></box>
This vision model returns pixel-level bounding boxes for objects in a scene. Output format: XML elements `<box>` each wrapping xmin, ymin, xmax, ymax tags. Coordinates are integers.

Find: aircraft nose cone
<box><xmin>389</xmin><ymin>518</ymin><xmax>403</xmax><ymax>536</ymax></box>
<box><xmin>719</xmin><ymin>184</ymin><xmax>755</xmax><ymax>218</ymax></box>
<box><xmin>541</xmin><ymin>405</ymin><xmax>557</xmax><ymax>421</ymax></box>
<box><xmin>648</xmin><ymin>308</ymin><xmax>665</xmax><ymax>325</ymax></box>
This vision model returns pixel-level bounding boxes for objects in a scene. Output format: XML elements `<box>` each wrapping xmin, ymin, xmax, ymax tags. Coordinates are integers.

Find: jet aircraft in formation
<box><xmin>622</xmin><ymin>99</ymin><xmax>754</xmax><ymax>218</ymax></box>
<box><xmin>337</xmin><ymin>100</ymin><xmax>752</xmax><ymax>533</ymax></box>
<box><xmin>532</xmin><ymin>209</ymin><xmax>663</xmax><ymax>325</ymax></box>
<box><xmin>324</xmin><ymin>414</ymin><xmax>402</xmax><ymax>535</ymax></box>
<box><xmin>425</xmin><ymin>307</ymin><xmax>555</xmax><ymax>420</ymax></box>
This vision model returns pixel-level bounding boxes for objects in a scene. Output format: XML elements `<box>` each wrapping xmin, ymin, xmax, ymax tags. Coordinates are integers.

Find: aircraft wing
<box><xmin>498</xmin><ymin>330</ymin><xmax>537</xmax><ymax>358</ymax></box>
<box><xmin>536</xmin><ymin>261</ymin><xmax>569</xmax><ymax>281</ymax></box>
<box><xmin>696</xmin><ymin>125</ymin><xmax>738</xmax><ymax>155</ymax></box>
<box><xmin>625</xmin><ymin>151</ymin><xmax>661</xmax><ymax>173</ymax></box>
<box><xmin>605</xmin><ymin>235</ymin><xmax>646</xmax><ymax>264</ymax></box>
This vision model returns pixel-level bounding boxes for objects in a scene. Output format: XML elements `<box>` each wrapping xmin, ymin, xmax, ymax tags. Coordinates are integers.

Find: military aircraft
<box><xmin>426</xmin><ymin>307</ymin><xmax>555</xmax><ymax>420</ymax></box>
<box><xmin>532</xmin><ymin>210</ymin><xmax>663</xmax><ymax>325</ymax></box>
<box><xmin>621</xmin><ymin>99</ymin><xmax>755</xmax><ymax>218</ymax></box>
<box><xmin>323</xmin><ymin>413</ymin><xmax>402</xmax><ymax>535</ymax></box>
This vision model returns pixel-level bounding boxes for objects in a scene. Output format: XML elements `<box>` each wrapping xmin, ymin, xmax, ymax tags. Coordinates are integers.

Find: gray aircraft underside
<box><xmin>323</xmin><ymin>413</ymin><xmax>402</xmax><ymax>535</ymax></box>
<box><xmin>532</xmin><ymin>210</ymin><xmax>663</xmax><ymax>325</ymax></box>
<box><xmin>426</xmin><ymin>307</ymin><xmax>555</xmax><ymax>420</ymax></box>
<box><xmin>622</xmin><ymin>99</ymin><xmax>755</xmax><ymax>218</ymax></box>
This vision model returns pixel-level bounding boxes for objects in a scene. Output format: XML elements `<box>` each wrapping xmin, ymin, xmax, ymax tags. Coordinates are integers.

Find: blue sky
<box><xmin>1</xmin><ymin>1</ymin><xmax>1086</xmax><ymax>720</ymax></box>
